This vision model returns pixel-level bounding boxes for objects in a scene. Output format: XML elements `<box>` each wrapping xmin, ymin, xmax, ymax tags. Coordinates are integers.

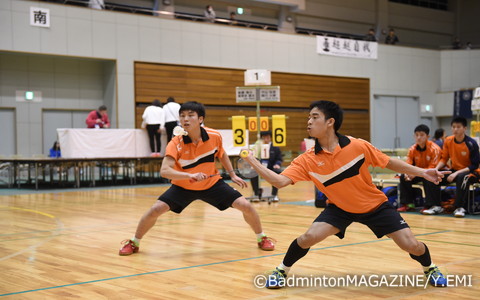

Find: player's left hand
<box><xmin>423</xmin><ymin>169</ymin><xmax>450</xmax><ymax>184</ymax></box>
<box><xmin>240</xmin><ymin>148</ymin><xmax>254</xmax><ymax>162</ymax></box>
<box><xmin>231</xmin><ymin>174</ymin><xmax>248</xmax><ymax>189</ymax></box>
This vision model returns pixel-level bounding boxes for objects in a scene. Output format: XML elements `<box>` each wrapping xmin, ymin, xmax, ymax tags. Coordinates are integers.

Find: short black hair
<box><xmin>260</xmin><ymin>131</ymin><xmax>272</xmax><ymax>137</ymax></box>
<box><xmin>451</xmin><ymin>116</ymin><xmax>467</xmax><ymax>127</ymax></box>
<box><xmin>434</xmin><ymin>128</ymin><xmax>444</xmax><ymax>139</ymax></box>
<box><xmin>152</xmin><ymin>99</ymin><xmax>162</xmax><ymax>107</ymax></box>
<box><xmin>167</xmin><ymin>97</ymin><xmax>175</xmax><ymax>103</ymax></box>
<box><xmin>414</xmin><ymin>124</ymin><xmax>430</xmax><ymax>135</ymax></box>
<box><xmin>52</xmin><ymin>141</ymin><xmax>60</xmax><ymax>150</ymax></box>
<box><xmin>98</xmin><ymin>105</ymin><xmax>107</xmax><ymax>111</ymax></box>
<box><xmin>179</xmin><ymin>101</ymin><xmax>206</xmax><ymax>119</ymax></box>
<box><xmin>309</xmin><ymin>100</ymin><xmax>343</xmax><ymax>132</ymax></box>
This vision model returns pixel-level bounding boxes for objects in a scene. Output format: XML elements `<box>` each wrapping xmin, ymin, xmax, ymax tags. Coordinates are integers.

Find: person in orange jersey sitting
<box><xmin>434</xmin><ymin>116</ymin><xmax>480</xmax><ymax>218</ymax></box>
<box><xmin>397</xmin><ymin>124</ymin><xmax>442</xmax><ymax>214</ymax></box>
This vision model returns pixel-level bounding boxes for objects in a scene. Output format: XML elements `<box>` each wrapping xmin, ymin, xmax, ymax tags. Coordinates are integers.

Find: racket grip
<box><xmin>240</xmin><ymin>150</ymin><xmax>249</xmax><ymax>158</ymax></box>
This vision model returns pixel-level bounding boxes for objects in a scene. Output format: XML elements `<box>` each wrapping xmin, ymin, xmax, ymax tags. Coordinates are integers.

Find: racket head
<box><xmin>236</xmin><ymin>158</ymin><xmax>258</xmax><ymax>179</ymax></box>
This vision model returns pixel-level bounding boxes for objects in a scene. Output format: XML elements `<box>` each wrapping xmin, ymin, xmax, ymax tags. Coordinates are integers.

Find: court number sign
<box><xmin>232</xmin><ymin>116</ymin><xmax>246</xmax><ymax>146</ymax></box>
<box><xmin>244</xmin><ymin>69</ymin><xmax>271</xmax><ymax>86</ymax></box>
<box><xmin>272</xmin><ymin>115</ymin><xmax>286</xmax><ymax>147</ymax></box>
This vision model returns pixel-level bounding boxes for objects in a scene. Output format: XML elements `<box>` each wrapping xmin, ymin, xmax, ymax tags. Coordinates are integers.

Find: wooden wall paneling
<box><xmin>135</xmin><ymin>62</ymin><xmax>370</xmax><ymax>154</ymax></box>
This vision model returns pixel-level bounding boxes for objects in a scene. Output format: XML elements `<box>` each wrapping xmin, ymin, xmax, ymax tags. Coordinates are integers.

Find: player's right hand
<box><xmin>189</xmin><ymin>172</ymin><xmax>207</xmax><ymax>182</ymax></box>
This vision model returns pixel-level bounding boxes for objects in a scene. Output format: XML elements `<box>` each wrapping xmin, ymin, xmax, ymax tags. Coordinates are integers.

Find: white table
<box><xmin>57</xmin><ymin>128</ymin><xmax>246</xmax><ymax>159</ymax></box>
<box><xmin>57</xmin><ymin>128</ymin><xmax>152</xmax><ymax>158</ymax></box>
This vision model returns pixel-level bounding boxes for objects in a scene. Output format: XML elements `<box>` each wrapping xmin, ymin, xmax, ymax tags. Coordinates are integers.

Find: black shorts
<box><xmin>159</xmin><ymin>180</ymin><xmax>243</xmax><ymax>214</ymax></box>
<box><xmin>314</xmin><ymin>202</ymin><xmax>409</xmax><ymax>239</ymax></box>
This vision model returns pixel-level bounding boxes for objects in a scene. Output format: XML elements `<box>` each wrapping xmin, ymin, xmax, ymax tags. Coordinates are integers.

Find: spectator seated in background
<box><xmin>229</xmin><ymin>12</ymin><xmax>238</xmax><ymax>25</ymax></box>
<box><xmin>434</xmin><ymin>116</ymin><xmax>480</xmax><ymax>218</ymax></box>
<box><xmin>49</xmin><ymin>141</ymin><xmax>61</xmax><ymax>158</ymax></box>
<box><xmin>432</xmin><ymin>128</ymin><xmax>445</xmax><ymax>149</ymax></box>
<box><xmin>250</xmin><ymin>131</ymin><xmax>283</xmax><ymax>202</ymax></box>
<box><xmin>364</xmin><ymin>28</ymin><xmax>377</xmax><ymax>42</ymax></box>
<box><xmin>204</xmin><ymin>5</ymin><xmax>215</xmax><ymax>23</ymax></box>
<box><xmin>385</xmin><ymin>28</ymin><xmax>399</xmax><ymax>45</ymax></box>
<box><xmin>397</xmin><ymin>125</ymin><xmax>442</xmax><ymax>213</ymax></box>
<box><xmin>86</xmin><ymin>105</ymin><xmax>110</xmax><ymax>128</ymax></box>
<box><xmin>88</xmin><ymin>0</ymin><xmax>104</xmax><ymax>10</ymax></box>
<box><xmin>452</xmin><ymin>37</ymin><xmax>462</xmax><ymax>49</ymax></box>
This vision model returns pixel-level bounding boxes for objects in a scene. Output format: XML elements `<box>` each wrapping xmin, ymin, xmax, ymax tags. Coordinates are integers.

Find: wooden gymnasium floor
<box><xmin>1</xmin><ymin>181</ymin><xmax>479</xmax><ymax>299</ymax></box>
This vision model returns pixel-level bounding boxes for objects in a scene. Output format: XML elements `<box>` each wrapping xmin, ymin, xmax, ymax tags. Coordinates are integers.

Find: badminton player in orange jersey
<box><xmin>119</xmin><ymin>101</ymin><xmax>275</xmax><ymax>255</ymax></box>
<box><xmin>243</xmin><ymin>100</ymin><xmax>449</xmax><ymax>288</ymax></box>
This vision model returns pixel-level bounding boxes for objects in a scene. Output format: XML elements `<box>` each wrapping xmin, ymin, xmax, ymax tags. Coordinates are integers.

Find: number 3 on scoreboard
<box><xmin>234</xmin><ymin>128</ymin><xmax>245</xmax><ymax>146</ymax></box>
<box><xmin>232</xmin><ymin>115</ymin><xmax>246</xmax><ymax>147</ymax></box>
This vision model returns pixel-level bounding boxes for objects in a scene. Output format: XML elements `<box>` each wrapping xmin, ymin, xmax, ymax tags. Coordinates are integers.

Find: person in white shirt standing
<box><xmin>163</xmin><ymin>97</ymin><xmax>181</xmax><ymax>143</ymax></box>
<box><xmin>142</xmin><ymin>99</ymin><xmax>165</xmax><ymax>157</ymax></box>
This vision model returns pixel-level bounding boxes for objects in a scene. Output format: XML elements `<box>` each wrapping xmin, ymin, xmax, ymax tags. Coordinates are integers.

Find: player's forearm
<box><xmin>247</xmin><ymin>157</ymin><xmax>290</xmax><ymax>188</ymax></box>
<box><xmin>456</xmin><ymin>167</ymin><xmax>470</xmax><ymax>174</ymax></box>
<box><xmin>386</xmin><ymin>157</ymin><xmax>425</xmax><ymax>178</ymax></box>
<box><xmin>219</xmin><ymin>153</ymin><xmax>233</xmax><ymax>171</ymax></box>
<box><xmin>160</xmin><ymin>166</ymin><xmax>191</xmax><ymax>180</ymax></box>
<box><xmin>436</xmin><ymin>161</ymin><xmax>446</xmax><ymax>170</ymax></box>
<box><xmin>219</xmin><ymin>154</ymin><xmax>237</xmax><ymax>177</ymax></box>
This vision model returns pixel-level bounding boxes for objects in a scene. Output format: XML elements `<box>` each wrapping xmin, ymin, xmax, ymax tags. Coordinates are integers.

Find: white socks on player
<box><xmin>423</xmin><ymin>263</ymin><xmax>436</xmax><ymax>272</ymax></box>
<box><xmin>277</xmin><ymin>263</ymin><xmax>290</xmax><ymax>274</ymax></box>
<box><xmin>256</xmin><ymin>232</ymin><xmax>266</xmax><ymax>242</ymax></box>
<box><xmin>132</xmin><ymin>237</ymin><xmax>141</xmax><ymax>246</ymax></box>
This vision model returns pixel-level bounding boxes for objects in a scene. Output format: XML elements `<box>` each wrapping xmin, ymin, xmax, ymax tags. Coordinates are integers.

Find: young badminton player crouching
<box><xmin>242</xmin><ymin>100</ymin><xmax>449</xmax><ymax>288</ymax></box>
<box><xmin>119</xmin><ymin>101</ymin><xmax>275</xmax><ymax>255</ymax></box>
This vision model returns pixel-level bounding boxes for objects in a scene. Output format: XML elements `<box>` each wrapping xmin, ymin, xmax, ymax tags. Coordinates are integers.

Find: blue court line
<box><xmin>0</xmin><ymin>229</ymin><xmax>450</xmax><ymax>297</ymax></box>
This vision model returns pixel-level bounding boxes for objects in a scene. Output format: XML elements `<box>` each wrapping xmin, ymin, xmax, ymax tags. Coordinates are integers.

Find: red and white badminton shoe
<box><xmin>119</xmin><ymin>239</ymin><xmax>139</xmax><ymax>256</ymax></box>
<box><xmin>258</xmin><ymin>236</ymin><xmax>276</xmax><ymax>251</ymax></box>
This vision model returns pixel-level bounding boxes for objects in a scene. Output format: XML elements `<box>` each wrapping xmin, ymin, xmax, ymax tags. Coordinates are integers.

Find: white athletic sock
<box><xmin>256</xmin><ymin>232</ymin><xmax>266</xmax><ymax>241</ymax></box>
<box><xmin>277</xmin><ymin>263</ymin><xmax>290</xmax><ymax>274</ymax></box>
<box><xmin>132</xmin><ymin>237</ymin><xmax>141</xmax><ymax>246</ymax></box>
<box><xmin>423</xmin><ymin>263</ymin><xmax>435</xmax><ymax>272</ymax></box>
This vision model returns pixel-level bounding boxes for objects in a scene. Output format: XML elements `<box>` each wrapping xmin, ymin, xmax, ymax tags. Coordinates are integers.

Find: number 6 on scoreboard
<box><xmin>272</xmin><ymin>115</ymin><xmax>286</xmax><ymax>147</ymax></box>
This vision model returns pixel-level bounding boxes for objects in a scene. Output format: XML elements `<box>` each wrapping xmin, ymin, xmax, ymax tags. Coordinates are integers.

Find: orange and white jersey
<box><xmin>281</xmin><ymin>134</ymin><xmax>390</xmax><ymax>214</ymax></box>
<box><xmin>440</xmin><ymin>135</ymin><xmax>480</xmax><ymax>172</ymax></box>
<box><xmin>165</xmin><ymin>127</ymin><xmax>225</xmax><ymax>190</ymax></box>
<box><xmin>406</xmin><ymin>140</ymin><xmax>442</xmax><ymax>169</ymax></box>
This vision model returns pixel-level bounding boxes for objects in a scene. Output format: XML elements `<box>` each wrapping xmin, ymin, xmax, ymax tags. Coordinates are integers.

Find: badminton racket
<box><xmin>235</xmin><ymin>158</ymin><xmax>258</xmax><ymax>179</ymax></box>
<box><xmin>188</xmin><ymin>158</ymin><xmax>258</xmax><ymax>182</ymax></box>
